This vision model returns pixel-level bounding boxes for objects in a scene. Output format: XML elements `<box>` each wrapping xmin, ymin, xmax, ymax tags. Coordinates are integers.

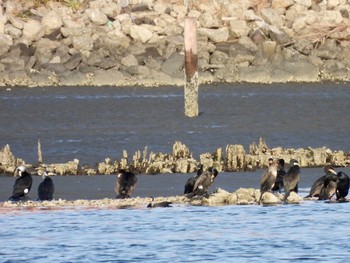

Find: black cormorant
<box><xmin>147</xmin><ymin>197</ymin><xmax>172</xmax><ymax>208</ymax></box>
<box><xmin>184</xmin><ymin>164</ymin><xmax>203</xmax><ymax>194</ymax></box>
<box><xmin>258</xmin><ymin>159</ymin><xmax>278</xmax><ymax>205</ymax></box>
<box><xmin>191</xmin><ymin>167</ymin><xmax>219</xmax><ymax>197</ymax></box>
<box><xmin>38</xmin><ymin>172</ymin><xmax>54</xmax><ymax>201</ymax></box>
<box><xmin>283</xmin><ymin>159</ymin><xmax>300</xmax><ymax>202</ymax></box>
<box><xmin>318</xmin><ymin>173</ymin><xmax>338</xmax><ymax>200</ymax></box>
<box><xmin>335</xmin><ymin>172</ymin><xmax>350</xmax><ymax>201</ymax></box>
<box><xmin>271</xmin><ymin>158</ymin><xmax>286</xmax><ymax>193</ymax></box>
<box><xmin>305</xmin><ymin>164</ymin><xmax>337</xmax><ymax>198</ymax></box>
<box><xmin>9</xmin><ymin>166</ymin><xmax>33</xmax><ymax>201</ymax></box>
<box><xmin>114</xmin><ymin>169</ymin><xmax>138</xmax><ymax>199</ymax></box>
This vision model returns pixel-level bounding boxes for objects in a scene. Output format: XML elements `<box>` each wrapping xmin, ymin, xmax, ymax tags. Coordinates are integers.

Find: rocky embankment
<box><xmin>1</xmin><ymin>139</ymin><xmax>349</xmax><ymax>176</ymax></box>
<box><xmin>1</xmin><ymin>0</ymin><xmax>350</xmax><ymax>87</ymax></box>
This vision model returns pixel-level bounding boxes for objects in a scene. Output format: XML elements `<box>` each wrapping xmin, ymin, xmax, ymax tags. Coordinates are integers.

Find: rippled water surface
<box><xmin>1</xmin><ymin>203</ymin><xmax>350</xmax><ymax>263</ymax></box>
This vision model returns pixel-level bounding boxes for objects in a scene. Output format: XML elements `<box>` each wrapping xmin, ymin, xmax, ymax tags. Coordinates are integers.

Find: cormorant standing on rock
<box><xmin>9</xmin><ymin>166</ymin><xmax>33</xmax><ymax>201</ymax></box>
<box><xmin>38</xmin><ymin>172</ymin><xmax>54</xmax><ymax>201</ymax></box>
<box><xmin>258</xmin><ymin>159</ymin><xmax>278</xmax><ymax>205</ymax></box>
<box><xmin>115</xmin><ymin>169</ymin><xmax>138</xmax><ymax>199</ymax></box>
<box><xmin>184</xmin><ymin>164</ymin><xmax>203</xmax><ymax>194</ymax></box>
<box><xmin>335</xmin><ymin>172</ymin><xmax>350</xmax><ymax>201</ymax></box>
<box><xmin>271</xmin><ymin>158</ymin><xmax>286</xmax><ymax>193</ymax></box>
<box><xmin>305</xmin><ymin>164</ymin><xmax>337</xmax><ymax>198</ymax></box>
<box><xmin>318</xmin><ymin>173</ymin><xmax>338</xmax><ymax>200</ymax></box>
<box><xmin>283</xmin><ymin>159</ymin><xmax>300</xmax><ymax>202</ymax></box>
<box><xmin>191</xmin><ymin>167</ymin><xmax>219</xmax><ymax>197</ymax></box>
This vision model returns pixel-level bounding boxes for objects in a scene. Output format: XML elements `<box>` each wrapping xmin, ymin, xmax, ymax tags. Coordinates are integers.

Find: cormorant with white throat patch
<box><xmin>9</xmin><ymin>166</ymin><xmax>33</xmax><ymax>201</ymax></box>
<box><xmin>305</xmin><ymin>164</ymin><xmax>337</xmax><ymax>199</ymax></box>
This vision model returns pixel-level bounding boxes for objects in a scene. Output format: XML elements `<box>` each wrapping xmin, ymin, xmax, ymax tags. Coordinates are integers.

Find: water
<box><xmin>1</xmin><ymin>83</ymin><xmax>350</xmax><ymax>262</ymax></box>
<box><xmin>1</xmin><ymin>203</ymin><xmax>349</xmax><ymax>262</ymax></box>
<box><xmin>1</xmin><ymin>83</ymin><xmax>349</xmax><ymax>164</ymax></box>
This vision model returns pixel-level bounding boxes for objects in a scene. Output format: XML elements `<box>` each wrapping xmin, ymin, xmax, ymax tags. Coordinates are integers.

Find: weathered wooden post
<box><xmin>184</xmin><ymin>17</ymin><xmax>198</xmax><ymax>117</ymax></box>
<box><xmin>38</xmin><ymin>139</ymin><xmax>42</xmax><ymax>165</ymax></box>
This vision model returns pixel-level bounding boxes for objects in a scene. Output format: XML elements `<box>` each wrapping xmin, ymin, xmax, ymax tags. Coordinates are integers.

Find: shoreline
<box><xmin>2</xmin><ymin>167</ymin><xmax>350</xmax><ymax>209</ymax></box>
<box><xmin>1</xmin><ymin>191</ymin><xmax>348</xmax><ymax>210</ymax></box>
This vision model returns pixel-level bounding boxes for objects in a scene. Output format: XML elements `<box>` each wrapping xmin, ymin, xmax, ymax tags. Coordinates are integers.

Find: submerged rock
<box><xmin>285</xmin><ymin>191</ymin><xmax>303</xmax><ymax>204</ymax></box>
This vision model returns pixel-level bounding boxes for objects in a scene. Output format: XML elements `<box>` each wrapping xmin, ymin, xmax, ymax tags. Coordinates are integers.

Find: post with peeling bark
<box><xmin>184</xmin><ymin>17</ymin><xmax>198</xmax><ymax>117</ymax></box>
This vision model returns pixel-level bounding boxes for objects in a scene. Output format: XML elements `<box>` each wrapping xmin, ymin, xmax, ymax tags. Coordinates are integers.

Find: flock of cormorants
<box><xmin>258</xmin><ymin>158</ymin><xmax>350</xmax><ymax>203</ymax></box>
<box><xmin>7</xmin><ymin>159</ymin><xmax>350</xmax><ymax>206</ymax></box>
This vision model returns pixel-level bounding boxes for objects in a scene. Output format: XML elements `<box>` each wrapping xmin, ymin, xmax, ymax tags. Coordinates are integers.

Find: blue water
<box><xmin>1</xmin><ymin>202</ymin><xmax>349</xmax><ymax>262</ymax></box>
<box><xmin>1</xmin><ymin>83</ymin><xmax>350</xmax><ymax>164</ymax></box>
<box><xmin>1</xmin><ymin>83</ymin><xmax>350</xmax><ymax>262</ymax></box>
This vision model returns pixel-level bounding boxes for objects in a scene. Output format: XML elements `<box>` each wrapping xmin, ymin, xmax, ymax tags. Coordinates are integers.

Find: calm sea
<box><xmin>1</xmin><ymin>83</ymin><xmax>350</xmax><ymax>262</ymax></box>
<box><xmin>1</xmin><ymin>83</ymin><xmax>349</xmax><ymax>164</ymax></box>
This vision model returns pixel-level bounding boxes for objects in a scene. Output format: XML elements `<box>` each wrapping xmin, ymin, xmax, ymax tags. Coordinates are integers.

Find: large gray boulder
<box><xmin>198</xmin><ymin>27</ymin><xmax>229</xmax><ymax>43</ymax></box>
<box><xmin>42</xmin><ymin>10</ymin><xmax>63</xmax><ymax>35</ymax></box>
<box><xmin>160</xmin><ymin>52</ymin><xmax>184</xmax><ymax>75</ymax></box>
<box><xmin>129</xmin><ymin>25</ymin><xmax>153</xmax><ymax>43</ymax></box>
<box><xmin>86</xmin><ymin>8</ymin><xmax>108</xmax><ymax>26</ymax></box>
<box><xmin>22</xmin><ymin>20</ymin><xmax>45</xmax><ymax>42</ymax></box>
<box><xmin>0</xmin><ymin>34</ymin><xmax>11</xmax><ymax>57</ymax></box>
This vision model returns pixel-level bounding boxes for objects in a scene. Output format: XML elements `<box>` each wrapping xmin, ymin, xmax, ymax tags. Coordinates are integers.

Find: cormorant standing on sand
<box><xmin>258</xmin><ymin>159</ymin><xmax>278</xmax><ymax>205</ymax></box>
<box><xmin>115</xmin><ymin>169</ymin><xmax>138</xmax><ymax>199</ymax></box>
<box><xmin>184</xmin><ymin>164</ymin><xmax>203</xmax><ymax>194</ymax></box>
<box><xmin>38</xmin><ymin>172</ymin><xmax>54</xmax><ymax>201</ymax></box>
<box><xmin>283</xmin><ymin>159</ymin><xmax>300</xmax><ymax>202</ymax></box>
<box><xmin>305</xmin><ymin>164</ymin><xmax>337</xmax><ymax>198</ymax></box>
<box><xmin>9</xmin><ymin>166</ymin><xmax>33</xmax><ymax>201</ymax></box>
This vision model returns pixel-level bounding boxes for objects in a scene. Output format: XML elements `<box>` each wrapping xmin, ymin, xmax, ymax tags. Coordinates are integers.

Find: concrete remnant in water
<box><xmin>0</xmin><ymin>138</ymin><xmax>350</xmax><ymax>176</ymax></box>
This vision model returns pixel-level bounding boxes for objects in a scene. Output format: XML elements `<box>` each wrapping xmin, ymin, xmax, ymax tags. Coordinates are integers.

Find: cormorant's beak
<box><xmin>329</xmin><ymin>168</ymin><xmax>337</xmax><ymax>175</ymax></box>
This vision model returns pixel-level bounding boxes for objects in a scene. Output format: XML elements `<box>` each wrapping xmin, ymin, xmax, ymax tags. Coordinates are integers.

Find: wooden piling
<box><xmin>38</xmin><ymin>139</ymin><xmax>42</xmax><ymax>164</ymax></box>
<box><xmin>184</xmin><ymin>17</ymin><xmax>198</xmax><ymax>117</ymax></box>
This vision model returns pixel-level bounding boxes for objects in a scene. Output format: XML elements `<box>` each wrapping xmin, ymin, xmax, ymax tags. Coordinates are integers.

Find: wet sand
<box><xmin>3</xmin><ymin>167</ymin><xmax>349</xmax><ymax>204</ymax></box>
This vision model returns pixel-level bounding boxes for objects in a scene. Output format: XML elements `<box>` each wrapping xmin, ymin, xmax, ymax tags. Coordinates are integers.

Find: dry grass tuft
<box><xmin>300</xmin><ymin>23</ymin><xmax>350</xmax><ymax>48</ymax></box>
